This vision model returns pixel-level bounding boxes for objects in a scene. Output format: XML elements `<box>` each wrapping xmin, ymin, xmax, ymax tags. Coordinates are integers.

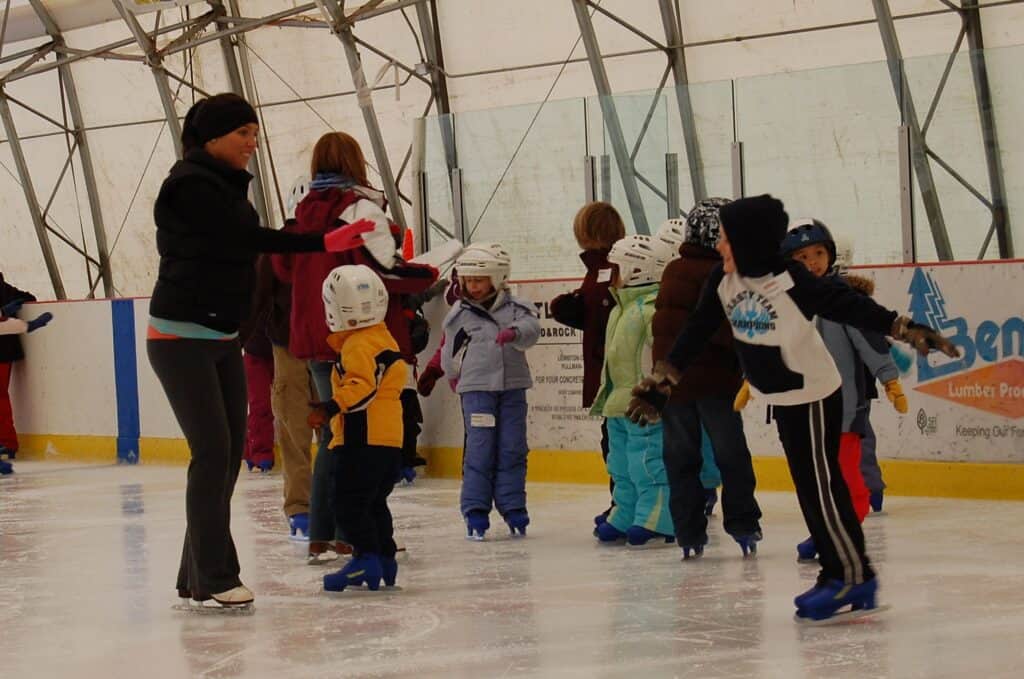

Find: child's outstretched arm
<box><xmin>549</xmin><ymin>290</ymin><xmax>585</xmax><ymax>330</ymax></box>
<box><xmin>499</xmin><ymin>305</ymin><xmax>541</xmax><ymax>351</ymax></box>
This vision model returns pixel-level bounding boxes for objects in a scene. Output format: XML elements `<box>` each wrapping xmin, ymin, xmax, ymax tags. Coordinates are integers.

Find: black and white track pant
<box><xmin>774</xmin><ymin>388</ymin><xmax>875</xmax><ymax>584</ymax></box>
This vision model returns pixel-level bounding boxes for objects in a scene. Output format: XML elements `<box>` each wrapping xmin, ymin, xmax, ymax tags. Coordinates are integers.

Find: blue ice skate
<box><xmin>733</xmin><ymin>531</ymin><xmax>762</xmax><ymax>557</ymax></box>
<box><xmin>703</xmin><ymin>488</ymin><xmax>718</xmax><ymax>516</ymax></box>
<box><xmin>288</xmin><ymin>512</ymin><xmax>310</xmax><ymax>541</ymax></box>
<box><xmin>626</xmin><ymin>526</ymin><xmax>676</xmax><ymax>549</ymax></box>
<box><xmin>680</xmin><ymin>537</ymin><xmax>708</xmax><ymax>561</ymax></box>
<box><xmin>0</xmin><ymin>458</ymin><xmax>12</xmax><ymax>475</ymax></box>
<box><xmin>381</xmin><ymin>556</ymin><xmax>398</xmax><ymax>587</ymax></box>
<box><xmin>594</xmin><ymin>521</ymin><xmax>627</xmax><ymax>544</ymax></box>
<box><xmin>465</xmin><ymin>510</ymin><xmax>489</xmax><ymax>541</ymax></box>
<box><xmin>594</xmin><ymin>507</ymin><xmax>612</xmax><ymax>527</ymax></box>
<box><xmin>245</xmin><ymin>459</ymin><xmax>273</xmax><ymax>473</ymax></box>
<box><xmin>0</xmin><ymin>446</ymin><xmax>15</xmax><ymax>460</ymax></box>
<box><xmin>397</xmin><ymin>466</ymin><xmax>417</xmax><ymax>485</ymax></box>
<box><xmin>795</xmin><ymin>578</ymin><xmax>885</xmax><ymax>624</ymax></box>
<box><xmin>324</xmin><ymin>554</ymin><xmax>383</xmax><ymax>592</ymax></box>
<box><xmin>505</xmin><ymin>509</ymin><xmax>529</xmax><ymax>537</ymax></box>
<box><xmin>870</xmin><ymin>491</ymin><xmax>884</xmax><ymax>513</ymax></box>
<box><xmin>796</xmin><ymin>536</ymin><xmax>817</xmax><ymax>562</ymax></box>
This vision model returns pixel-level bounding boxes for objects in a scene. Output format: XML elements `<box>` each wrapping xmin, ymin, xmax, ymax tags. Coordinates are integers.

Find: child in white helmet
<box><xmin>591</xmin><ymin>234</ymin><xmax>677</xmax><ymax>547</ymax></box>
<box><xmin>309</xmin><ymin>264</ymin><xmax>407</xmax><ymax>592</ymax></box>
<box><xmin>441</xmin><ymin>243</ymin><xmax>541</xmax><ymax>540</ymax></box>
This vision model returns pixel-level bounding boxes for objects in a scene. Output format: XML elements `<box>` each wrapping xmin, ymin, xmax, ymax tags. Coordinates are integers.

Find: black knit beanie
<box><xmin>718</xmin><ymin>194</ymin><xmax>790</xmax><ymax>276</ymax></box>
<box><xmin>181</xmin><ymin>93</ymin><xmax>259</xmax><ymax>152</ymax></box>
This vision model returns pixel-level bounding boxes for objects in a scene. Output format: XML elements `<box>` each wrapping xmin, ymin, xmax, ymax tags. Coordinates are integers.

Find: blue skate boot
<box><xmin>703</xmin><ymin>488</ymin><xmax>718</xmax><ymax>516</ymax></box>
<box><xmin>626</xmin><ymin>526</ymin><xmax>676</xmax><ymax>549</ymax></box>
<box><xmin>505</xmin><ymin>509</ymin><xmax>529</xmax><ymax>537</ymax></box>
<box><xmin>795</xmin><ymin>578</ymin><xmax>883</xmax><ymax>624</ymax></box>
<box><xmin>324</xmin><ymin>554</ymin><xmax>383</xmax><ymax>592</ymax></box>
<box><xmin>593</xmin><ymin>521</ymin><xmax>627</xmax><ymax>544</ymax></box>
<box><xmin>0</xmin><ymin>458</ymin><xmax>12</xmax><ymax>475</ymax></box>
<box><xmin>733</xmin><ymin>531</ymin><xmax>762</xmax><ymax>557</ymax></box>
<box><xmin>397</xmin><ymin>466</ymin><xmax>417</xmax><ymax>485</ymax></box>
<box><xmin>680</xmin><ymin>537</ymin><xmax>708</xmax><ymax>561</ymax></box>
<box><xmin>796</xmin><ymin>536</ymin><xmax>817</xmax><ymax>562</ymax></box>
<box><xmin>245</xmin><ymin>459</ymin><xmax>273</xmax><ymax>473</ymax></box>
<box><xmin>288</xmin><ymin>512</ymin><xmax>310</xmax><ymax>541</ymax></box>
<box><xmin>465</xmin><ymin>510</ymin><xmax>489</xmax><ymax>541</ymax></box>
<box><xmin>870</xmin><ymin>491</ymin><xmax>884</xmax><ymax>513</ymax></box>
<box><xmin>381</xmin><ymin>556</ymin><xmax>398</xmax><ymax>587</ymax></box>
<box><xmin>594</xmin><ymin>507</ymin><xmax>611</xmax><ymax>527</ymax></box>
<box><xmin>0</xmin><ymin>446</ymin><xmax>15</xmax><ymax>460</ymax></box>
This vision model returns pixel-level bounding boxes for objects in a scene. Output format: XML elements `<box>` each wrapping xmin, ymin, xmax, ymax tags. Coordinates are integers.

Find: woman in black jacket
<box><xmin>147</xmin><ymin>93</ymin><xmax>369</xmax><ymax>612</ymax></box>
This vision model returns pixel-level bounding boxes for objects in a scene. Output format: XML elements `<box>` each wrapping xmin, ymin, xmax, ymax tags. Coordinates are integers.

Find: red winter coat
<box><xmin>272</xmin><ymin>187</ymin><xmax>436</xmax><ymax>363</ymax></box>
<box><xmin>549</xmin><ymin>249</ymin><xmax>615</xmax><ymax>408</ymax></box>
<box><xmin>652</xmin><ymin>243</ymin><xmax>741</xmax><ymax>403</ymax></box>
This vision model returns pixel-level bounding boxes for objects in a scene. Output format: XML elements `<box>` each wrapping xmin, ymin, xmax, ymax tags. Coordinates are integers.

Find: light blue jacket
<box><xmin>441</xmin><ymin>291</ymin><xmax>541</xmax><ymax>393</ymax></box>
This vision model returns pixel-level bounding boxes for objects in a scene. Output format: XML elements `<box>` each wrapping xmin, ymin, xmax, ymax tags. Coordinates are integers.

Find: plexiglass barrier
<box><xmin>421</xmin><ymin>46</ymin><xmax>1022</xmax><ymax>279</ymax></box>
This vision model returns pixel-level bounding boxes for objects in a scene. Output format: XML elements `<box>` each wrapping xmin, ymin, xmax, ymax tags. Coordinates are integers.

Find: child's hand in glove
<box><xmin>27</xmin><ymin>312</ymin><xmax>53</xmax><ymax>333</ymax></box>
<box><xmin>495</xmin><ymin>328</ymin><xmax>517</xmax><ymax>346</ymax></box>
<box><xmin>733</xmin><ymin>381</ymin><xmax>752</xmax><ymax>411</ymax></box>
<box><xmin>883</xmin><ymin>379</ymin><xmax>908</xmax><ymax>413</ymax></box>
<box><xmin>417</xmin><ymin>365</ymin><xmax>444</xmax><ymax>397</ymax></box>
<box><xmin>307</xmin><ymin>404</ymin><xmax>329</xmax><ymax>429</ymax></box>
<box><xmin>891</xmin><ymin>316</ymin><xmax>961</xmax><ymax>358</ymax></box>
<box><xmin>324</xmin><ymin>219</ymin><xmax>375</xmax><ymax>253</ymax></box>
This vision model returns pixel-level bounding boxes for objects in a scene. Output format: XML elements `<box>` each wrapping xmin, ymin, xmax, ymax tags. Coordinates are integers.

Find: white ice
<box><xmin>1</xmin><ymin>461</ymin><xmax>1023</xmax><ymax>678</ymax></box>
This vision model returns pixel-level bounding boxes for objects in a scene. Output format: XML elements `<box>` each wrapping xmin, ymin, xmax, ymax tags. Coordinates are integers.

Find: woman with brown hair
<box><xmin>147</xmin><ymin>94</ymin><xmax>370</xmax><ymax>612</ymax></box>
<box><xmin>273</xmin><ymin>131</ymin><xmax>437</xmax><ymax>563</ymax></box>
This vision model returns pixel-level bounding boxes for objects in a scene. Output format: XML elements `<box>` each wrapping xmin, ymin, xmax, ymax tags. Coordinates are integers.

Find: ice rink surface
<box><xmin>1</xmin><ymin>461</ymin><xmax>1023</xmax><ymax>679</ymax></box>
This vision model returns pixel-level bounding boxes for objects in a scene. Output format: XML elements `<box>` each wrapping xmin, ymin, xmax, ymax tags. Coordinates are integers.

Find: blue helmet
<box><xmin>780</xmin><ymin>218</ymin><xmax>836</xmax><ymax>267</ymax></box>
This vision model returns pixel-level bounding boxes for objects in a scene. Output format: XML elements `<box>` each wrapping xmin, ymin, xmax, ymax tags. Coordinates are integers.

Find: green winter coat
<box><xmin>590</xmin><ymin>283</ymin><xmax>659</xmax><ymax>418</ymax></box>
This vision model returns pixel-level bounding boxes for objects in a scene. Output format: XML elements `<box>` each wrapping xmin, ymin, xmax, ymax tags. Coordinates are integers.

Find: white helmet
<box><xmin>285</xmin><ymin>177</ymin><xmax>310</xmax><ymax>221</ymax></box>
<box><xmin>361</xmin><ymin>217</ymin><xmax>400</xmax><ymax>270</ymax></box>
<box><xmin>455</xmin><ymin>242</ymin><xmax>511</xmax><ymax>289</ymax></box>
<box><xmin>607</xmin><ymin>234</ymin><xmax>673</xmax><ymax>286</ymax></box>
<box><xmin>833</xmin><ymin>234</ymin><xmax>855</xmax><ymax>271</ymax></box>
<box><xmin>654</xmin><ymin>218</ymin><xmax>686</xmax><ymax>256</ymax></box>
<box><xmin>321</xmin><ymin>264</ymin><xmax>388</xmax><ymax>332</ymax></box>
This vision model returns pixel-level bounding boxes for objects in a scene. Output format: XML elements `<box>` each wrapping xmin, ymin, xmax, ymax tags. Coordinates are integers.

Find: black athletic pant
<box><xmin>662</xmin><ymin>397</ymin><xmax>762</xmax><ymax>546</ymax></box>
<box><xmin>147</xmin><ymin>339</ymin><xmax>247</xmax><ymax>598</ymax></box>
<box><xmin>400</xmin><ymin>388</ymin><xmax>424</xmax><ymax>468</ymax></box>
<box><xmin>774</xmin><ymin>389</ymin><xmax>874</xmax><ymax>584</ymax></box>
<box><xmin>333</xmin><ymin>444</ymin><xmax>401</xmax><ymax>558</ymax></box>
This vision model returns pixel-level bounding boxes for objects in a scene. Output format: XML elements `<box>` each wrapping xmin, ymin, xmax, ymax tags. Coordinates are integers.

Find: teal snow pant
<box><xmin>699</xmin><ymin>427</ymin><xmax>722</xmax><ymax>489</ymax></box>
<box><xmin>605</xmin><ymin>416</ymin><xmax>674</xmax><ymax>536</ymax></box>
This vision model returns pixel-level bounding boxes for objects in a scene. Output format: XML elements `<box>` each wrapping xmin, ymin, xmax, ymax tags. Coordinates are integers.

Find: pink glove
<box><xmin>323</xmin><ymin>218</ymin><xmax>375</xmax><ymax>253</ymax></box>
<box><xmin>448</xmin><ymin>378</ymin><xmax>459</xmax><ymax>392</ymax></box>
<box><xmin>495</xmin><ymin>328</ymin><xmax>517</xmax><ymax>346</ymax></box>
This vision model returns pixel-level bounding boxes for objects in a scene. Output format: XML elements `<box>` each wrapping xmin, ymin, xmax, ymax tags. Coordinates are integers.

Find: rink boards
<box><xmin>10</xmin><ymin>260</ymin><xmax>1024</xmax><ymax>499</ymax></box>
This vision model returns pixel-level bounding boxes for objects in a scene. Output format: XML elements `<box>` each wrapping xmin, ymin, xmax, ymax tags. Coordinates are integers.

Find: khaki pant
<box><xmin>271</xmin><ymin>344</ymin><xmax>314</xmax><ymax>517</ymax></box>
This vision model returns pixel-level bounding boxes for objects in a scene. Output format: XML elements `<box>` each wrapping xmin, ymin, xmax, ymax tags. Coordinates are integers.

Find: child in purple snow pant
<box><xmin>460</xmin><ymin>389</ymin><xmax>528</xmax><ymax>517</ymax></box>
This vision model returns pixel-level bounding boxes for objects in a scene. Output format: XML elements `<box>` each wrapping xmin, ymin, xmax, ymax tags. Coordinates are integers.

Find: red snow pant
<box><xmin>839</xmin><ymin>432</ymin><xmax>870</xmax><ymax>523</ymax></box>
<box><xmin>243</xmin><ymin>352</ymin><xmax>275</xmax><ymax>469</ymax></box>
<box><xmin>0</xmin><ymin>362</ymin><xmax>17</xmax><ymax>452</ymax></box>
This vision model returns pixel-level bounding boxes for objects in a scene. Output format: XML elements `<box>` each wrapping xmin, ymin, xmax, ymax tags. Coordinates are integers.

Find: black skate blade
<box><xmin>794</xmin><ymin>603</ymin><xmax>890</xmax><ymax>626</ymax></box>
<box><xmin>324</xmin><ymin>585</ymin><xmax>402</xmax><ymax>596</ymax></box>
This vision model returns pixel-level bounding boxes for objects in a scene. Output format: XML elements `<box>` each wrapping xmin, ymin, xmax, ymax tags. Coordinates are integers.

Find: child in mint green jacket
<box><xmin>591</xmin><ymin>235</ymin><xmax>675</xmax><ymax>547</ymax></box>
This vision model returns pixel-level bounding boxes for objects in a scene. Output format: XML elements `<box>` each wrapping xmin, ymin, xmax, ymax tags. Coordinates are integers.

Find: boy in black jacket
<box><xmin>628</xmin><ymin>195</ymin><xmax>959</xmax><ymax>624</ymax></box>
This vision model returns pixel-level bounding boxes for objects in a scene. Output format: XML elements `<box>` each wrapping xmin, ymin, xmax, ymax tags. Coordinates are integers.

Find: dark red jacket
<box><xmin>272</xmin><ymin>188</ymin><xmax>436</xmax><ymax>363</ymax></box>
<box><xmin>652</xmin><ymin>243</ymin><xmax>741</xmax><ymax>403</ymax></box>
<box><xmin>549</xmin><ymin>249</ymin><xmax>615</xmax><ymax>408</ymax></box>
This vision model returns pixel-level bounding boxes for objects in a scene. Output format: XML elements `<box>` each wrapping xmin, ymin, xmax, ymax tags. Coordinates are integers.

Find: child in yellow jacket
<box><xmin>310</xmin><ymin>264</ymin><xmax>406</xmax><ymax>592</ymax></box>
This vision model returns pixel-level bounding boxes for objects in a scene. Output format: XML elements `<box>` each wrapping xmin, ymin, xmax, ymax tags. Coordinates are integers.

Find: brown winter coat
<box><xmin>652</xmin><ymin>243</ymin><xmax>742</xmax><ymax>403</ymax></box>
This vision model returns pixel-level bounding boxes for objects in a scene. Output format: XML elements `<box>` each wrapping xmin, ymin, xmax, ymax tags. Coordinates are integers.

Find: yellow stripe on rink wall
<box><xmin>13</xmin><ymin>437</ymin><xmax>1024</xmax><ymax>501</ymax></box>
<box><xmin>421</xmin><ymin>447</ymin><xmax>1024</xmax><ymax>501</ymax></box>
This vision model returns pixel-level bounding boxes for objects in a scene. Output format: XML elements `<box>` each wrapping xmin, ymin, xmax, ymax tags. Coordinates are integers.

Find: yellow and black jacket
<box><xmin>324</xmin><ymin>323</ymin><xmax>406</xmax><ymax>449</ymax></box>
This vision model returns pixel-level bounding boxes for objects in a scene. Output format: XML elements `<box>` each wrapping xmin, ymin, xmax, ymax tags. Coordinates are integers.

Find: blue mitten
<box><xmin>1</xmin><ymin>299</ymin><xmax>26</xmax><ymax>317</ymax></box>
<box><xmin>27</xmin><ymin>312</ymin><xmax>53</xmax><ymax>333</ymax></box>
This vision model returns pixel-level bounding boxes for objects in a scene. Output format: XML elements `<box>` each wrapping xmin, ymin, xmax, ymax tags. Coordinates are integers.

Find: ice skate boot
<box><xmin>245</xmin><ymin>459</ymin><xmax>273</xmax><ymax>473</ymax></box>
<box><xmin>465</xmin><ymin>510</ymin><xmax>489</xmax><ymax>541</ymax></box>
<box><xmin>593</xmin><ymin>521</ymin><xmax>627</xmax><ymax>545</ymax></box>
<box><xmin>594</xmin><ymin>507</ymin><xmax>611</xmax><ymax>527</ymax></box>
<box><xmin>796</xmin><ymin>536</ymin><xmax>817</xmax><ymax>562</ymax></box>
<box><xmin>308</xmin><ymin>541</ymin><xmax>340</xmax><ymax>565</ymax></box>
<box><xmin>795</xmin><ymin>578</ymin><xmax>886</xmax><ymax>625</ymax></box>
<box><xmin>288</xmin><ymin>512</ymin><xmax>310</xmax><ymax>541</ymax></box>
<box><xmin>703</xmin><ymin>488</ymin><xmax>718</xmax><ymax>516</ymax></box>
<box><xmin>0</xmin><ymin>446</ymin><xmax>15</xmax><ymax>460</ymax></box>
<box><xmin>397</xmin><ymin>466</ymin><xmax>417</xmax><ymax>485</ymax></box>
<box><xmin>324</xmin><ymin>554</ymin><xmax>383</xmax><ymax>592</ymax></box>
<box><xmin>381</xmin><ymin>556</ymin><xmax>399</xmax><ymax>587</ymax></box>
<box><xmin>180</xmin><ymin>585</ymin><xmax>255</xmax><ymax>614</ymax></box>
<box><xmin>870</xmin><ymin>491</ymin><xmax>884</xmax><ymax>514</ymax></box>
<box><xmin>0</xmin><ymin>458</ymin><xmax>12</xmax><ymax>476</ymax></box>
<box><xmin>733</xmin><ymin>531</ymin><xmax>762</xmax><ymax>557</ymax></box>
<box><xmin>505</xmin><ymin>508</ymin><xmax>529</xmax><ymax>537</ymax></box>
<box><xmin>680</xmin><ymin>537</ymin><xmax>707</xmax><ymax>561</ymax></box>
<box><xmin>626</xmin><ymin>526</ymin><xmax>676</xmax><ymax>549</ymax></box>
